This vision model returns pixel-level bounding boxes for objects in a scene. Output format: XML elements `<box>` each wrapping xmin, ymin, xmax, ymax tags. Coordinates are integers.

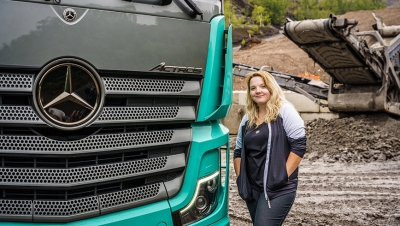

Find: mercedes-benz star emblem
<box><xmin>63</xmin><ymin>8</ymin><xmax>77</xmax><ymax>22</ymax></box>
<box><xmin>33</xmin><ymin>59</ymin><xmax>104</xmax><ymax>131</ymax></box>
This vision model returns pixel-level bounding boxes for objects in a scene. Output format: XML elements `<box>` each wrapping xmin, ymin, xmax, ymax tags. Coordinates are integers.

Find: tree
<box><xmin>249</xmin><ymin>0</ymin><xmax>289</xmax><ymax>25</ymax></box>
<box><xmin>265</xmin><ymin>0</ymin><xmax>290</xmax><ymax>24</ymax></box>
<box><xmin>224</xmin><ymin>0</ymin><xmax>236</xmax><ymax>26</ymax></box>
<box><xmin>293</xmin><ymin>0</ymin><xmax>320</xmax><ymax>20</ymax></box>
<box><xmin>251</xmin><ymin>5</ymin><xmax>271</xmax><ymax>26</ymax></box>
<box><xmin>224</xmin><ymin>0</ymin><xmax>245</xmax><ymax>28</ymax></box>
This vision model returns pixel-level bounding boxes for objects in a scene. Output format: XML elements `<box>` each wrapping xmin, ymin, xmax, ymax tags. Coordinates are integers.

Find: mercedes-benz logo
<box><xmin>63</xmin><ymin>8</ymin><xmax>77</xmax><ymax>22</ymax></box>
<box><xmin>33</xmin><ymin>59</ymin><xmax>104</xmax><ymax>131</ymax></box>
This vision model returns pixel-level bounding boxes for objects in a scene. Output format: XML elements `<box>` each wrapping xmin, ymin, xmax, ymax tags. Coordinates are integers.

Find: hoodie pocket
<box><xmin>267</xmin><ymin>165</ymin><xmax>289</xmax><ymax>191</ymax></box>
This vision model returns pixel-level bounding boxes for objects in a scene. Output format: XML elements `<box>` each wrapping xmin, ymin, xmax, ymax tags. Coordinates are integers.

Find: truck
<box><xmin>0</xmin><ymin>0</ymin><xmax>232</xmax><ymax>225</ymax></box>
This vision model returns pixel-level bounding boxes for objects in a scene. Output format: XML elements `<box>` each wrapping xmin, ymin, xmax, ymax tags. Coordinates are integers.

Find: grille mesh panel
<box><xmin>33</xmin><ymin>197</ymin><xmax>98</xmax><ymax>216</ymax></box>
<box><xmin>0</xmin><ymin>157</ymin><xmax>167</xmax><ymax>184</ymax></box>
<box><xmin>0</xmin><ymin>200</ymin><xmax>32</xmax><ymax>216</ymax></box>
<box><xmin>0</xmin><ymin>106</ymin><xmax>183</xmax><ymax>123</ymax></box>
<box><xmin>99</xmin><ymin>183</ymin><xmax>160</xmax><ymax>209</ymax></box>
<box><xmin>0</xmin><ymin>130</ymin><xmax>174</xmax><ymax>153</ymax></box>
<box><xmin>103</xmin><ymin>78</ymin><xmax>185</xmax><ymax>93</ymax></box>
<box><xmin>99</xmin><ymin>107</ymin><xmax>179</xmax><ymax>121</ymax></box>
<box><xmin>0</xmin><ymin>106</ymin><xmax>40</xmax><ymax>121</ymax></box>
<box><xmin>0</xmin><ymin>73</ymin><xmax>33</xmax><ymax>91</ymax></box>
<box><xmin>0</xmin><ymin>183</ymin><xmax>163</xmax><ymax>220</ymax></box>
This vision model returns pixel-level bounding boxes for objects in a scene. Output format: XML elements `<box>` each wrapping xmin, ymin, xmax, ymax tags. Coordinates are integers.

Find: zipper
<box><xmin>264</xmin><ymin>122</ymin><xmax>272</xmax><ymax>208</ymax></box>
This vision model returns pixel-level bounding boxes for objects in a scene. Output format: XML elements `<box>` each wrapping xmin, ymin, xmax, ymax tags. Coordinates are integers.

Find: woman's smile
<box><xmin>249</xmin><ymin>76</ymin><xmax>271</xmax><ymax>106</ymax></box>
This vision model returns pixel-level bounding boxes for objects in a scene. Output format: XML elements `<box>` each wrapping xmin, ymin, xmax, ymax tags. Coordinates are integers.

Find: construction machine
<box><xmin>234</xmin><ymin>13</ymin><xmax>400</xmax><ymax>116</ymax></box>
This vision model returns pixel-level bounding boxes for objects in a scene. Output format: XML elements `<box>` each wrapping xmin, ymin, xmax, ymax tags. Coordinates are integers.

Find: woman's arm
<box><xmin>286</xmin><ymin>152</ymin><xmax>302</xmax><ymax>177</ymax></box>
<box><xmin>281</xmin><ymin>104</ymin><xmax>307</xmax><ymax>176</ymax></box>
<box><xmin>233</xmin><ymin>115</ymin><xmax>248</xmax><ymax>177</ymax></box>
<box><xmin>234</xmin><ymin>158</ymin><xmax>241</xmax><ymax>177</ymax></box>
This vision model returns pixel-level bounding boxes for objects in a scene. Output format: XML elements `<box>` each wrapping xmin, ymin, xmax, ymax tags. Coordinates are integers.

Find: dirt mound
<box><xmin>305</xmin><ymin>113</ymin><xmax>400</xmax><ymax>163</ymax></box>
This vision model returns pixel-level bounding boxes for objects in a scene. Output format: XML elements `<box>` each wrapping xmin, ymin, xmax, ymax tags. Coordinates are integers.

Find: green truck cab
<box><xmin>0</xmin><ymin>0</ymin><xmax>232</xmax><ymax>225</ymax></box>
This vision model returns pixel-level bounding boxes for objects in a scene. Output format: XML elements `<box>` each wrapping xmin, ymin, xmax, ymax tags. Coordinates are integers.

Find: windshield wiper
<box><xmin>45</xmin><ymin>0</ymin><xmax>61</xmax><ymax>4</ymax></box>
<box><xmin>183</xmin><ymin>0</ymin><xmax>203</xmax><ymax>19</ymax></box>
<box><xmin>173</xmin><ymin>0</ymin><xmax>203</xmax><ymax>20</ymax></box>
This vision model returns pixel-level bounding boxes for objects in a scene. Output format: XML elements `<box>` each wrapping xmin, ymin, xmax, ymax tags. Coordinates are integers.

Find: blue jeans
<box><xmin>245</xmin><ymin>190</ymin><xmax>296</xmax><ymax>226</ymax></box>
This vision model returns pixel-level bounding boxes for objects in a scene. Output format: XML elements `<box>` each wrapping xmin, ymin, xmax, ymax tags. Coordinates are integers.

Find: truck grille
<box><xmin>0</xmin><ymin>68</ymin><xmax>201</xmax><ymax>222</ymax></box>
<box><xmin>0</xmin><ymin>73</ymin><xmax>33</xmax><ymax>91</ymax></box>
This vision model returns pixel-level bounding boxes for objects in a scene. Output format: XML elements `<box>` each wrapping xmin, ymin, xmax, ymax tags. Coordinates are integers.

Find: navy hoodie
<box><xmin>234</xmin><ymin>103</ymin><xmax>307</xmax><ymax>201</ymax></box>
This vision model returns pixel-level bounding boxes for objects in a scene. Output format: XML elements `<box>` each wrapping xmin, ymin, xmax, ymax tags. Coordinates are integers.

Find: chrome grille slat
<box><xmin>99</xmin><ymin>183</ymin><xmax>163</xmax><ymax>214</ymax></box>
<box><xmin>0</xmin><ymin>73</ymin><xmax>34</xmax><ymax>92</ymax></box>
<box><xmin>0</xmin><ymin>106</ymin><xmax>41</xmax><ymax>123</ymax></box>
<box><xmin>0</xmin><ymin>106</ymin><xmax>195</xmax><ymax>124</ymax></box>
<box><xmin>0</xmin><ymin>200</ymin><xmax>32</xmax><ymax>221</ymax></box>
<box><xmin>0</xmin><ymin>154</ymin><xmax>185</xmax><ymax>187</ymax></box>
<box><xmin>0</xmin><ymin>75</ymin><xmax>201</xmax><ymax>95</ymax></box>
<box><xmin>99</xmin><ymin>106</ymin><xmax>179</xmax><ymax>120</ymax></box>
<box><xmin>103</xmin><ymin>77</ymin><xmax>185</xmax><ymax>92</ymax></box>
<box><xmin>97</xmin><ymin>106</ymin><xmax>195</xmax><ymax>122</ymax></box>
<box><xmin>33</xmin><ymin>196</ymin><xmax>99</xmax><ymax>218</ymax></box>
<box><xmin>0</xmin><ymin>129</ymin><xmax>191</xmax><ymax>154</ymax></box>
<box><xmin>103</xmin><ymin>78</ymin><xmax>200</xmax><ymax>95</ymax></box>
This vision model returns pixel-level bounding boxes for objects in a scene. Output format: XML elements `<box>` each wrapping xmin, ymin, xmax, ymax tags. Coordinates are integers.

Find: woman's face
<box><xmin>249</xmin><ymin>76</ymin><xmax>271</xmax><ymax>107</ymax></box>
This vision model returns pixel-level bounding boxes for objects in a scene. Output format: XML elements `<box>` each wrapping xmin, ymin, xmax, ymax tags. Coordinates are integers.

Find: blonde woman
<box><xmin>233</xmin><ymin>71</ymin><xmax>306</xmax><ymax>225</ymax></box>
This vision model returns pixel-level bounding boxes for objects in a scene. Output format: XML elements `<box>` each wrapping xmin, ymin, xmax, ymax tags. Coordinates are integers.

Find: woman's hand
<box><xmin>286</xmin><ymin>152</ymin><xmax>302</xmax><ymax>177</ymax></box>
<box><xmin>234</xmin><ymin>158</ymin><xmax>241</xmax><ymax>177</ymax></box>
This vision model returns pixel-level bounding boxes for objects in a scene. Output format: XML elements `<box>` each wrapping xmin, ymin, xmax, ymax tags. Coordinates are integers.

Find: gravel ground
<box><xmin>227</xmin><ymin>114</ymin><xmax>400</xmax><ymax>226</ymax></box>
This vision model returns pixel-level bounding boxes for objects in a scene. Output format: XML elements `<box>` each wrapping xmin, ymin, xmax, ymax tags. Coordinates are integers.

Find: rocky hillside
<box><xmin>230</xmin><ymin>0</ymin><xmax>400</xmax><ymax>45</ymax></box>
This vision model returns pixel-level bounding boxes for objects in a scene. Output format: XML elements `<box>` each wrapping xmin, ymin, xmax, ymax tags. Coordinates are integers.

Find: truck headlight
<box><xmin>179</xmin><ymin>171</ymin><xmax>219</xmax><ymax>225</ymax></box>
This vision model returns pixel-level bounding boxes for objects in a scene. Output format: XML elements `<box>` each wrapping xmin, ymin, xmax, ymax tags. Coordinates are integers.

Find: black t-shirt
<box><xmin>244</xmin><ymin>122</ymin><xmax>269</xmax><ymax>192</ymax></box>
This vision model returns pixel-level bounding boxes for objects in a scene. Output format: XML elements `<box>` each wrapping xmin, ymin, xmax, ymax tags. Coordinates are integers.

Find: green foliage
<box><xmin>225</xmin><ymin>0</ymin><xmax>386</xmax><ymax>30</ymax></box>
<box><xmin>264</xmin><ymin>0</ymin><xmax>290</xmax><ymax>24</ymax></box>
<box><xmin>251</xmin><ymin>5</ymin><xmax>271</xmax><ymax>26</ymax></box>
<box><xmin>241</xmin><ymin>38</ymin><xmax>246</xmax><ymax>46</ymax></box>
<box><xmin>293</xmin><ymin>0</ymin><xmax>320</xmax><ymax>20</ymax></box>
<box><xmin>244</xmin><ymin>6</ymin><xmax>252</xmax><ymax>17</ymax></box>
<box><xmin>250</xmin><ymin>0</ymin><xmax>289</xmax><ymax>25</ymax></box>
<box><xmin>252</xmin><ymin>25</ymin><xmax>259</xmax><ymax>32</ymax></box>
<box><xmin>293</xmin><ymin>0</ymin><xmax>386</xmax><ymax>20</ymax></box>
<box><xmin>224</xmin><ymin>0</ymin><xmax>245</xmax><ymax>28</ymax></box>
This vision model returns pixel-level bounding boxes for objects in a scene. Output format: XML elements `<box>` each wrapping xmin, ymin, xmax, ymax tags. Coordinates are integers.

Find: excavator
<box><xmin>233</xmin><ymin>12</ymin><xmax>400</xmax><ymax>116</ymax></box>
